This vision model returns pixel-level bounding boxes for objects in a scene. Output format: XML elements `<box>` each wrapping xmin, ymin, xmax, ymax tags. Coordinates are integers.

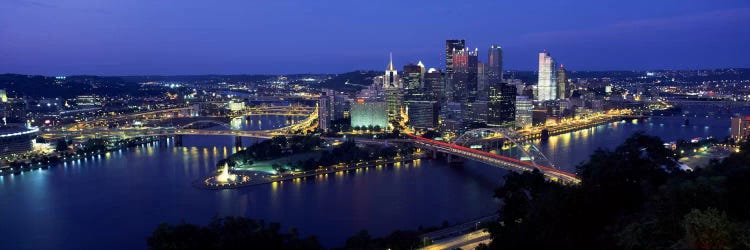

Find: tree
<box><xmin>147</xmin><ymin>217</ymin><xmax>322</xmax><ymax>250</ymax></box>
<box><xmin>682</xmin><ymin>208</ymin><xmax>732</xmax><ymax>250</ymax></box>
<box><xmin>55</xmin><ymin>138</ymin><xmax>70</xmax><ymax>152</ymax></box>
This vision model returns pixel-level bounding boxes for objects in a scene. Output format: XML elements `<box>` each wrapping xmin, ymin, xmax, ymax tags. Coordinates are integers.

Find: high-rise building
<box><xmin>445</xmin><ymin>40</ymin><xmax>466</xmax><ymax>74</ymax></box>
<box><xmin>451</xmin><ymin>48</ymin><xmax>478</xmax><ymax>103</ymax></box>
<box><xmin>383</xmin><ymin>53</ymin><xmax>402</xmax><ymax>122</ymax></box>
<box><xmin>515</xmin><ymin>96</ymin><xmax>533</xmax><ymax>129</ymax></box>
<box><xmin>318</xmin><ymin>96</ymin><xmax>331</xmax><ymax>132</ymax></box>
<box><xmin>402</xmin><ymin>63</ymin><xmax>422</xmax><ymax>93</ymax></box>
<box><xmin>536</xmin><ymin>51</ymin><xmax>557</xmax><ymax>101</ymax></box>
<box><xmin>350</xmin><ymin>99</ymin><xmax>388</xmax><ymax>129</ymax></box>
<box><xmin>487</xmin><ymin>83</ymin><xmax>517</xmax><ymax>126</ymax></box>
<box><xmin>407</xmin><ymin>101</ymin><xmax>439</xmax><ymax>130</ymax></box>
<box><xmin>487</xmin><ymin>45</ymin><xmax>503</xmax><ymax>84</ymax></box>
<box><xmin>318</xmin><ymin>89</ymin><xmax>335</xmax><ymax>132</ymax></box>
<box><xmin>477</xmin><ymin>63</ymin><xmax>488</xmax><ymax>101</ymax></box>
<box><xmin>557</xmin><ymin>64</ymin><xmax>568</xmax><ymax>99</ymax></box>
<box><xmin>424</xmin><ymin>69</ymin><xmax>444</xmax><ymax>102</ymax></box>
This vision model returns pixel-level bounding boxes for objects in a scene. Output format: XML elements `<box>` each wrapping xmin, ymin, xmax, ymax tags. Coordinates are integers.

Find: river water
<box><xmin>0</xmin><ymin>109</ymin><xmax>739</xmax><ymax>249</ymax></box>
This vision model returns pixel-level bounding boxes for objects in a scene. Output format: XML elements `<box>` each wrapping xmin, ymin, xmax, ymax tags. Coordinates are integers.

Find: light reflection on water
<box><xmin>538</xmin><ymin>116</ymin><xmax>732</xmax><ymax>172</ymax></box>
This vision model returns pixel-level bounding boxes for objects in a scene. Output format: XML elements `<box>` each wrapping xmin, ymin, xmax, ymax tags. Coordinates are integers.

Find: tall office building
<box><xmin>424</xmin><ymin>69</ymin><xmax>444</xmax><ymax>102</ymax></box>
<box><xmin>402</xmin><ymin>63</ymin><xmax>422</xmax><ymax>93</ymax></box>
<box><xmin>451</xmin><ymin>48</ymin><xmax>479</xmax><ymax>103</ymax></box>
<box><xmin>487</xmin><ymin>45</ymin><xmax>503</xmax><ymax>84</ymax></box>
<box><xmin>407</xmin><ymin>101</ymin><xmax>439</xmax><ymax>129</ymax></box>
<box><xmin>318</xmin><ymin>89</ymin><xmax>337</xmax><ymax>132</ymax></box>
<box><xmin>487</xmin><ymin>83</ymin><xmax>517</xmax><ymax>126</ymax></box>
<box><xmin>557</xmin><ymin>64</ymin><xmax>568</xmax><ymax>99</ymax></box>
<box><xmin>536</xmin><ymin>51</ymin><xmax>557</xmax><ymax>101</ymax></box>
<box><xmin>515</xmin><ymin>96</ymin><xmax>533</xmax><ymax>129</ymax></box>
<box><xmin>383</xmin><ymin>53</ymin><xmax>402</xmax><ymax>122</ymax></box>
<box><xmin>477</xmin><ymin>63</ymin><xmax>488</xmax><ymax>101</ymax></box>
<box><xmin>445</xmin><ymin>40</ymin><xmax>466</xmax><ymax>74</ymax></box>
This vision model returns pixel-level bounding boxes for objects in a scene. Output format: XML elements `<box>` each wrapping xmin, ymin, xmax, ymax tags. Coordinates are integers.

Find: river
<box><xmin>0</xmin><ymin>109</ymin><xmax>739</xmax><ymax>249</ymax></box>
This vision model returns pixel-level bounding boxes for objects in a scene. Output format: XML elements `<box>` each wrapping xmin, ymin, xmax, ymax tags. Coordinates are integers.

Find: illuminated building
<box><xmin>383</xmin><ymin>53</ymin><xmax>402</xmax><ymax>122</ymax></box>
<box><xmin>515</xmin><ymin>96</ymin><xmax>533</xmax><ymax>129</ymax></box>
<box><xmin>75</xmin><ymin>95</ymin><xmax>102</xmax><ymax>107</ymax></box>
<box><xmin>731</xmin><ymin>116</ymin><xmax>750</xmax><ymax>141</ymax></box>
<box><xmin>445</xmin><ymin>40</ymin><xmax>466</xmax><ymax>74</ymax></box>
<box><xmin>536</xmin><ymin>50</ymin><xmax>557</xmax><ymax>101</ymax></box>
<box><xmin>0</xmin><ymin>89</ymin><xmax>7</xmax><ymax>103</ymax></box>
<box><xmin>402</xmin><ymin>63</ymin><xmax>423</xmax><ymax>96</ymax></box>
<box><xmin>557</xmin><ymin>64</ymin><xmax>568</xmax><ymax>99</ymax></box>
<box><xmin>451</xmin><ymin>48</ymin><xmax>479</xmax><ymax>103</ymax></box>
<box><xmin>318</xmin><ymin>89</ymin><xmax>334</xmax><ymax>132</ymax></box>
<box><xmin>488</xmin><ymin>83</ymin><xmax>517</xmax><ymax>126</ymax></box>
<box><xmin>350</xmin><ymin>99</ymin><xmax>387</xmax><ymax>129</ymax></box>
<box><xmin>227</xmin><ymin>100</ymin><xmax>245</xmax><ymax>111</ymax></box>
<box><xmin>0</xmin><ymin>126</ymin><xmax>38</xmax><ymax>157</ymax></box>
<box><xmin>424</xmin><ymin>69</ymin><xmax>444</xmax><ymax>102</ymax></box>
<box><xmin>487</xmin><ymin>45</ymin><xmax>503</xmax><ymax>84</ymax></box>
<box><xmin>407</xmin><ymin>101</ymin><xmax>439</xmax><ymax>130</ymax></box>
<box><xmin>477</xmin><ymin>63</ymin><xmax>488</xmax><ymax>101</ymax></box>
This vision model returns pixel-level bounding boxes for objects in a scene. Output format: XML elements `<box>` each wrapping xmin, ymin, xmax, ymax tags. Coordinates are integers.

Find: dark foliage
<box><xmin>480</xmin><ymin>133</ymin><xmax>750</xmax><ymax>250</ymax></box>
<box><xmin>147</xmin><ymin>216</ymin><xmax>322</xmax><ymax>250</ymax></box>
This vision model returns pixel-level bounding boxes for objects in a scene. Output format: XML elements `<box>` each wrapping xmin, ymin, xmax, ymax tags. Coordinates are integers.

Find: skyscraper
<box><xmin>536</xmin><ymin>51</ymin><xmax>557</xmax><ymax>101</ymax></box>
<box><xmin>383</xmin><ymin>53</ymin><xmax>402</xmax><ymax>122</ymax></box>
<box><xmin>451</xmin><ymin>48</ymin><xmax>478</xmax><ymax>103</ymax></box>
<box><xmin>478</xmin><ymin>63</ymin><xmax>490</xmax><ymax>101</ymax></box>
<box><xmin>487</xmin><ymin>45</ymin><xmax>503</xmax><ymax>85</ymax></box>
<box><xmin>557</xmin><ymin>64</ymin><xmax>568</xmax><ymax>99</ymax></box>
<box><xmin>402</xmin><ymin>63</ymin><xmax>422</xmax><ymax>92</ymax></box>
<box><xmin>445</xmin><ymin>40</ymin><xmax>466</xmax><ymax>74</ymax></box>
<box><xmin>424</xmin><ymin>69</ymin><xmax>444</xmax><ymax>102</ymax></box>
<box><xmin>487</xmin><ymin>83</ymin><xmax>517</xmax><ymax>126</ymax></box>
<box><xmin>515</xmin><ymin>96</ymin><xmax>533</xmax><ymax>129</ymax></box>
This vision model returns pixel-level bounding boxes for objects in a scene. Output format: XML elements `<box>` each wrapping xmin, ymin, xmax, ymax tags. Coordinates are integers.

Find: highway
<box><xmin>422</xmin><ymin>230</ymin><xmax>490</xmax><ymax>250</ymax></box>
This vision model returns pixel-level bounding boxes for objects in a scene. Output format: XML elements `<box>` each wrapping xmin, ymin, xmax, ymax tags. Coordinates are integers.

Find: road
<box><xmin>422</xmin><ymin>230</ymin><xmax>490</xmax><ymax>250</ymax></box>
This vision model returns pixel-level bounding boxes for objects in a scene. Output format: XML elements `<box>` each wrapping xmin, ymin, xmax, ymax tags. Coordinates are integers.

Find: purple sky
<box><xmin>1</xmin><ymin>0</ymin><xmax>749</xmax><ymax>75</ymax></box>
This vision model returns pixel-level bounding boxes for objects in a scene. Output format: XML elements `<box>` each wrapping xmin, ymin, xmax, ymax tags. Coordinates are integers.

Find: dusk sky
<box><xmin>1</xmin><ymin>0</ymin><xmax>749</xmax><ymax>75</ymax></box>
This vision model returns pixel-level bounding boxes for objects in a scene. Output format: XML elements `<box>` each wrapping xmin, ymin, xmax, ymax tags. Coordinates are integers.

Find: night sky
<box><xmin>1</xmin><ymin>0</ymin><xmax>749</xmax><ymax>75</ymax></box>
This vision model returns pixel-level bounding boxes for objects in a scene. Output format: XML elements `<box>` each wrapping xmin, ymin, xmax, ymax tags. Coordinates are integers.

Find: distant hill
<box><xmin>0</xmin><ymin>74</ymin><xmax>164</xmax><ymax>99</ymax></box>
<box><xmin>316</xmin><ymin>71</ymin><xmax>380</xmax><ymax>93</ymax></box>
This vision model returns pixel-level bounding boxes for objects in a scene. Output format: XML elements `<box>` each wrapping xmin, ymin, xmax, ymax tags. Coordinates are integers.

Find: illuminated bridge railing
<box><xmin>407</xmin><ymin>135</ymin><xmax>580</xmax><ymax>184</ymax></box>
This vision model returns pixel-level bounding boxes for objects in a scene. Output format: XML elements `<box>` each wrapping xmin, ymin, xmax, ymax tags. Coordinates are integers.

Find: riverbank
<box><xmin>195</xmin><ymin>154</ymin><xmax>425</xmax><ymax>190</ymax></box>
<box><xmin>0</xmin><ymin>136</ymin><xmax>167</xmax><ymax>176</ymax></box>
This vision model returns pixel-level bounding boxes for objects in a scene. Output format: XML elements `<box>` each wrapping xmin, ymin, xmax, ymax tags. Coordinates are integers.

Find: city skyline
<box><xmin>1</xmin><ymin>1</ymin><xmax>749</xmax><ymax>75</ymax></box>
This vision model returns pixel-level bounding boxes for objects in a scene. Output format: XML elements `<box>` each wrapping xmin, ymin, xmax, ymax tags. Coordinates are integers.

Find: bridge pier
<box><xmin>540</xmin><ymin>129</ymin><xmax>550</xmax><ymax>141</ymax></box>
<box><xmin>234</xmin><ymin>136</ymin><xmax>243</xmax><ymax>149</ymax></box>
<box><xmin>174</xmin><ymin>134</ymin><xmax>183</xmax><ymax>147</ymax></box>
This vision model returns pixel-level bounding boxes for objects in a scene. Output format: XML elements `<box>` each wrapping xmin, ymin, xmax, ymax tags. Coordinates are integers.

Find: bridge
<box><xmin>233</xmin><ymin>105</ymin><xmax>316</xmax><ymax>117</ymax></box>
<box><xmin>66</xmin><ymin>106</ymin><xmax>199</xmax><ymax>131</ymax></box>
<box><xmin>407</xmin><ymin>129</ymin><xmax>580</xmax><ymax>184</ymax></box>
<box><xmin>44</xmin><ymin>105</ymin><xmax>319</xmax><ymax>141</ymax></box>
